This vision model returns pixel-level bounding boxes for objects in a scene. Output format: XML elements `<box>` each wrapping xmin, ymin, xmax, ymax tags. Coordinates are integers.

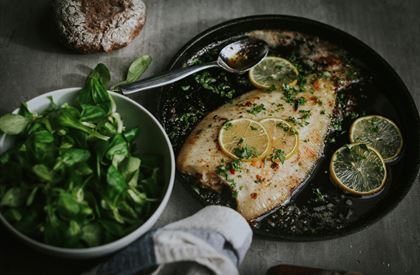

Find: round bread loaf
<box><xmin>53</xmin><ymin>0</ymin><xmax>146</xmax><ymax>53</ymax></box>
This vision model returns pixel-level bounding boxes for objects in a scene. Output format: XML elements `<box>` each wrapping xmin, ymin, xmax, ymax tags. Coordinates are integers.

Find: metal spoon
<box><xmin>119</xmin><ymin>38</ymin><xmax>269</xmax><ymax>95</ymax></box>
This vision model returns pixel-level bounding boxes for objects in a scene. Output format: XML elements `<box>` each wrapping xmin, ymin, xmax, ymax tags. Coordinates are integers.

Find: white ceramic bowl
<box><xmin>0</xmin><ymin>88</ymin><xmax>175</xmax><ymax>259</ymax></box>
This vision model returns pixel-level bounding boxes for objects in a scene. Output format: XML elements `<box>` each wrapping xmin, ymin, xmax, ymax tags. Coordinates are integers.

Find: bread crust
<box><xmin>53</xmin><ymin>0</ymin><xmax>146</xmax><ymax>53</ymax></box>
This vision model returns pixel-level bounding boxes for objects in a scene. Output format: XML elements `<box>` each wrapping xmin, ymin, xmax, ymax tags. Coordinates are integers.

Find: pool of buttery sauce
<box><xmin>160</xmin><ymin>33</ymin><xmax>401</xmax><ymax>239</ymax></box>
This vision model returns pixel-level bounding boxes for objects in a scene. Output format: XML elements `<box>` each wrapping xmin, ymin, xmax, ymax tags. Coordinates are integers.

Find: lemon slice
<box><xmin>218</xmin><ymin>118</ymin><xmax>270</xmax><ymax>161</ymax></box>
<box><xmin>349</xmin><ymin>115</ymin><xmax>403</xmax><ymax>162</ymax></box>
<box><xmin>249</xmin><ymin>56</ymin><xmax>299</xmax><ymax>89</ymax></box>
<box><xmin>330</xmin><ymin>143</ymin><xmax>387</xmax><ymax>196</ymax></box>
<box><xmin>260</xmin><ymin>118</ymin><xmax>299</xmax><ymax>162</ymax></box>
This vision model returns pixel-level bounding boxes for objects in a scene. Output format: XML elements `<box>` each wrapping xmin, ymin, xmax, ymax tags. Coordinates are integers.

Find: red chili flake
<box><xmin>245</xmin><ymin>101</ymin><xmax>253</xmax><ymax>107</ymax></box>
<box><xmin>256</xmin><ymin>175</ymin><xmax>264</xmax><ymax>182</ymax></box>
<box><xmin>229</xmin><ymin>168</ymin><xmax>236</xmax><ymax>175</ymax></box>
<box><xmin>309</xmin><ymin>96</ymin><xmax>321</xmax><ymax>104</ymax></box>
<box><xmin>313</xmin><ymin>79</ymin><xmax>320</xmax><ymax>90</ymax></box>
<box><xmin>250</xmin><ymin>192</ymin><xmax>258</xmax><ymax>199</ymax></box>
<box><xmin>271</xmin><ymin>162</ymin><xmax>279</xmax><ymax>169</ymax></box>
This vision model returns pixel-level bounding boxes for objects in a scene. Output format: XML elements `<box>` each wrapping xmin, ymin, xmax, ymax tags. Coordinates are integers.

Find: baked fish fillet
<box><xmin>177</xmin><ymin>77</ymin><xmax>336</xmax><ymax>220</ymax></box>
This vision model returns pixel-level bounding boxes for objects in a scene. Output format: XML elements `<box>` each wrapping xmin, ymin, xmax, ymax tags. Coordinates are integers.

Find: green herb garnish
<box><xmin>286</xmin><ymin>116</ymin><xmax>310</xmax><ymax>127</ymax></box>
<box><xmin>369</xmin><ymin>118</ymin><xmax>380</xmax><ymax>133</ymax></box>
<box><xmin>299</xmin><ymin>110</ymin><xmax>311</xmax><ymax>120</ymax></box>
<box><xmin>216</xmin><ymin>159</ymin><xmax>242</xmax><ymax>178</ymax></box>
<box><xmin>271</xmin><ymin>148</ymin><xmax>286</xmax><ymax>163</ymax></box>
<box><xmin>267</xmin><ymin>84</ymin><xmax>277</xmax><ymax>92</ymax></box>
<box><xmin>194</xmin><ymin>71</ymin><xmax>236</xmax><ymax>98</ymax></box>
<box><xmin>247</xmin><ymin>104</ymin><xmax>266</xmax><ymax>115</ymax></box>
<box><xmin>177</xmin><ymin>112</ymin><xmax>202</xmax><ymax>124</ymax></box>
<box><xmin>313</xmin><ymin>188</ymin><xmax>327</xmax><ymax>203</ymax></box>
<box><xmin>297</xmin><ymin>97</ymin><xmax>307</xmax><ymax>106</ymax></box>
<box><xmin>216</xmin><ymin>160</ymin><xmax>241</xmax><ymax>199</ymax></box>
<box><xmin>276</xmin><ymin>122</ymin><xmax>297</xmax><ymax>135</ymax></box>
<box><xmin>181</xmin><ymin>85</ymin><xmax>190</xmax><ymax>91</ymax></box>
<box><xmin>282</xmin><ymin>82</ymin><xmax>307</xmax><ymax>109</ymax></box>
<box><xmin>233</xmin><ymin>146</ymin><xmax>257</xmax><ymax>160</ymax></box>
<box><xmin>223</xmin><ymin>121</ymin><xmax>233</xmax><ymax>130</ymax></box>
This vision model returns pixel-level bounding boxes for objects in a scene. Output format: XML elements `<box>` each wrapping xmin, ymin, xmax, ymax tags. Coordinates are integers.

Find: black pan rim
<box><xmin>158</xmin><ymin>14</ymin><xmax>420</xmax><ymax>241</ymax></box>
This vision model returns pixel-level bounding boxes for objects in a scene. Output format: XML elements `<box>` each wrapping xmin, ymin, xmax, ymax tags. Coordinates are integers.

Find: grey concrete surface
<box><xmin>0</xmin><ymin>0</ymin><xmax>419</xmax><ymax>274</ymax></box>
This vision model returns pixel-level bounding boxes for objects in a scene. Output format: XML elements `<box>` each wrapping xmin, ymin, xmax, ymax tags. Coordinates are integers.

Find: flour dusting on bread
<box><xmin>53</xmin><ymin>0</ymin><xmax>146</xmax><ymax>53</ymax></box>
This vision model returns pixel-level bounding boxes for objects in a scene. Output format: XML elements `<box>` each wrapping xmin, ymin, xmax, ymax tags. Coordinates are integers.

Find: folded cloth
<box><xmin>84</xmin><ymin>205</ymin><xmax>253</xmax><ymax>275</ymax></box>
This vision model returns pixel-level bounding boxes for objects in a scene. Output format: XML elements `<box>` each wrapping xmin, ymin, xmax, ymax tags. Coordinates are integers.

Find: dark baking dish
<box><xmin>158</xmin><ymin>15</ymin><xmax>420</xmax><ymax>241</ymax></box>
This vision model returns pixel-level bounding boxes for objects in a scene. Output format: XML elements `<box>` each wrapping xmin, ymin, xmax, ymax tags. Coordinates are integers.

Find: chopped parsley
<box><xmin>286</xmin><ymin>117</ymin><xmax>300</xmax><ymax>126</ymax></box>
<box><xmin>369</xmin><ymin>118</ymin><xmax>380</xmax><ymax>133</ymax></box>
<box><xmin>282</xmin><ymin>84</ymin><xmax>296</xmax><ymax>103</ymax></box>
<box><xmin>344</xmin><ymin>144</ymin><xmax>367</xmax><ymax>162</ymax></box>
<box><xmin>288</xmin><ymin>53</ymin><xmax>305</xmax><ymax>73</ymax></box>
<box><xmin>229</xmin><ymin>159</ymin><xmax>242</xmax><ymax>171</ymax></box>
<box><xmin>328</xmin><ymin>137</ymin><xmax>336</xmax><ymax>143</ymax></box>
<box><xmin>247</xmin><ymin>104</ymin><xmax>266</xmax><ymax>115</ymax></box>
<box><xmin>271</xmin><ymin>148</ymin><xmax>286</xmax><ymax>163</ymax></box>
<box><xmin>216</xmin><ymin>159</ymin><xmax>242</xmax><ymax>178</ymax></box>
<box><xmin>216</xmin><ymin>160</ymin><xmax>242</xmax><ymax>198</ymax></box>
<box><xmin>331</xmin><ymin>119</ymin><xmax>342</xmax><ymax>132</ymax></box>
<box><xmin>299</xmin><ymin>110</ymin><xmax>311</xmax><ymax>120</ymax></box>
<box><xmin>233</xmin><ymin>146</ymin><xmax>257</xmax><ymax>160</ymax></box>
<box><xmin>346</xmin><ymin>67</ymin><xmax>359</xmax><ymax>80</ymax></box>
<box><xmin>216</xmin><ymin>165</ymin><xmax>228</xmax><ymax>179</ymax></box>
<box><xmin>321</xmin><ymin>71</ymin><xmax>332</xmax><ymax>79</ymax></box>
<box><xmin>223</xmin><ymin>121</ymin><xmax>233</xmax><ymax>130</ymax></box>
<box><xmin>276</xmin><ymin>122</ymin><xmax>297</xmax><ymax>135</ymax></box>
<box><xmin>286</xmin><ymin>110</ymin><xmax>311</xmax><ymax>127</ymax></box>
<box><xmin>337</xmin><ymin>92</ymin><xmax>346</xmax><ymax>105</ymax></box>
<box><xmin>177</xmin><ymin>112</ymin><xmax>203</xmax><ymax>124</ymax></box>
<box><xmin>181</xmin><ymin>85</ymin><xmax>190</xmax><ymax>91</ymax></box>
<box><xmin>194</xmin><ymin>71</ymin><xmax>236</xmax><ymax>98</ymax></box>
<box><xmin>282</xmin><ymin>82</ymin><xmax>307</xmax><ymax>109</ymax></box>
<box><xmin>297</xmin><ymin>74</ymin><xmax>307</xmax><ymax>87</ymax></box>
<box><xmin>189</xmin><ymin>58</ymin><xmax>202</xmax><ymax>65</ymax></box>
<box><xmin>349</xmin><ymin>112</ymin><xmax>360</xmax><ymax>120</ymax></box>
<box><xmin>267</xmin><ymin>84</ymin><xmax>277</xmax><ymax>92</ymax></box>
<box><xmin>313</xmin><ymin>188</ymin><xmax>327</xmax><ymax>203</ymax></box>
<box><xmin>297</xmin><ymin>97</ymin><xmax>307</xmax><ymax>106</ymax></box>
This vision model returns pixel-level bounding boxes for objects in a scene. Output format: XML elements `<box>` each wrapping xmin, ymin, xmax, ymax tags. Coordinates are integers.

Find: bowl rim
<box><xmin>0</xmin><ymin>87</ymin><xmax>175</xmax><ymax>255</ymax></box>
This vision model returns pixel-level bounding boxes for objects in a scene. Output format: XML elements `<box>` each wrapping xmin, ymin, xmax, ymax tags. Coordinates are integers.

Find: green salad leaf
<box><xmin>111</xmin><ymin>55</ymin><xmax>152</xmax><ymax>89</ymax></box>
<box><xmin>0</xmin><ymin>62</ymin><xmax>162</xmax><ymax>248</ymax></box>
<box><xmin>0</xmin><ymin>114</ymin><xmax>29</xmax><ymax>135</ymax></box>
